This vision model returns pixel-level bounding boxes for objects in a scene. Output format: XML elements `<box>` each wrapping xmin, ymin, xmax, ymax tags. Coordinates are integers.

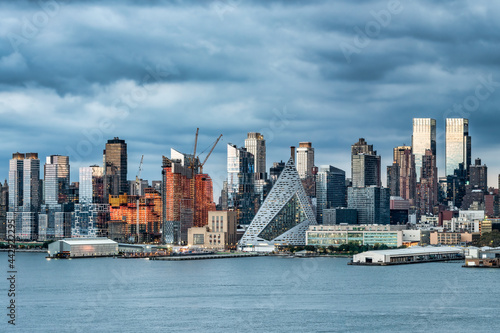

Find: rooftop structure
<box><xmin>48</xmin><ymin>238</ymin><xmax>118</xmax><ymax>258</ymax></box>
<box><xmin>351</xmin><ymin>246</ymin><xmax>464</xmax><ymax>265</ymax></box>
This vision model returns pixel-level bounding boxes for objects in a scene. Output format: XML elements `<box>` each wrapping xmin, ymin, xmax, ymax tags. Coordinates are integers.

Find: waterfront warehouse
<box><xmin>48</xmin><ymin>238</ymin><xmax>118</xmax><ymax>258</ymax></box>
<box><xmin>351</xmin><ymin>246</ymin><xmax>464</xmax><ymax>265</ymax></box>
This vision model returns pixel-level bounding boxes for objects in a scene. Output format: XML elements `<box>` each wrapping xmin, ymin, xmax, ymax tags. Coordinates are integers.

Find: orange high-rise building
<box><xmin>162</xmin><ymin>149</ymin><xmax>216</xmax><ymax>243</ymax></box>
<box><xmin>194</xmin><ymin>174</ymin><xmax>216</xmax><ymax>227</ymax></box>
<box><xmin>109</xmin><ymin>189</ymin><xmax>162</xmax><ymax>241</ymax></box>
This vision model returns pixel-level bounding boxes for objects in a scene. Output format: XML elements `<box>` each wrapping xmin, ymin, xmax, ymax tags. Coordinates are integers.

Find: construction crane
<box><xmin>190</xmin><ymin>128</ymin><xmax>199</xmax><ymax>177</ymax></box>
<box><xmin>135</xmin><ymin>155</ymin><xmax>144</xmax><ymax>243</ymax></box>
<box><xmin>199</xmin><ymin>134</ymin><xmax>223</xmax><ymax>174</ymax></box>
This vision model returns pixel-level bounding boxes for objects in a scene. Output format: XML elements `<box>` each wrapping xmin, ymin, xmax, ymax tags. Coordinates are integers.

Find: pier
<box><xmin>349</xmin><ymin>246</ymin><xmax>464</xmax><ymax>266</ymax></box>
<box><xmin>151</xmin><ymin>253</ymin><xmax>260</xmax><ymax>261</ymax></box>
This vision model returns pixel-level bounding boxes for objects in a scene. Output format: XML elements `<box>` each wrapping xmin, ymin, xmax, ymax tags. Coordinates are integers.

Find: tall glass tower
<box><xmin>44</xmin><ymin>155</ymin><xmax>70</xmax><ymax>205</ymax></box>
<box><xmin>351</xmin><ymin>138</ymin><xmax>381</xmax><ymax>188</ymax></box>
<box><xmin>412</xmin><ymin>118</ymin><xmax>436</xmax><ymax>182</ymax></box>
<box><xmin>245</xmin><ymin>132</ymin><xmax>266</xmax><ymax>179</ymax></box>
<box><xmin>316</xmin><ymin>165</ymin><xmax>346</xmax><ymax>224</ymax></box>
<box><xmin>227</xmin><ymin>143</ymin><xmax>255</xmax><ymax>225</ymax></box>
<box><xmin>296</xmin><ymin>142</ymin><xmax>314</xmax><ymax>180</ymax></box>
<box><xmin>72</xmin><ymin>166</ymin><xmax>108</xmax><ymax>238</ymax></box>
<box><xmin>7</xmin><ymin>153</ymin><xmax>40</xmax><ymax>240</ymax></box>
<box><xmin>445</xmin><ymin>118</ymin><xmax>471</xmax><ymax>177</ymax></box>
<box><xmin>103</xmin><ymin>137</ymin><xmax>128</xmax><ymax>196</ymax></box>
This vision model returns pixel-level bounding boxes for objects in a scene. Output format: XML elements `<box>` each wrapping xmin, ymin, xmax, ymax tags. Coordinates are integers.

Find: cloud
<box><xmin>0</xmin><ymin>0</ymin><xmax>499</xmax><ymax>191</ymax></box>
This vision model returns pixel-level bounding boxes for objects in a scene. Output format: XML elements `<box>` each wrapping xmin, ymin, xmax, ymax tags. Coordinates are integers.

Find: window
<box><xmin>193</xmin><ymin>234</ymin><xmax>204</xmax><ymax>245</ymax></box>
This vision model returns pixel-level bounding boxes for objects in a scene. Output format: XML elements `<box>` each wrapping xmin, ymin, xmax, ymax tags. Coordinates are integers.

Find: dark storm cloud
<box><xmin>0</xmin><ymin>0</ymin><xmax>499</xmax><ymax>187</ymax></box>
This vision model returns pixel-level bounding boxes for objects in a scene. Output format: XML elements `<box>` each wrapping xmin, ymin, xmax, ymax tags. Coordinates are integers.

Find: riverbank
<box><xmin>0</xmin><ymin>248</ymin><xmax>46</xmax><ymax>253</ymax></box>
<box><xmin>151</xmin><ymin>253</ymin><xmax>260</xmax><ymax>261</ymax></box>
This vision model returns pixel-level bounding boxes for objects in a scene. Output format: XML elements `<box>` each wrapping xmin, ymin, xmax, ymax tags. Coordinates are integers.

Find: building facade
<box><xmin>162</xmin><ymin>150</ymin><xmax>195</xmax><ymax>244</ymax></box>
<box><xmin>0</xmin><ymin>181</ymin><xmax>8</xmax><ymax>240</ymax></box>
<box><xmin>245</xmin><ymin>132</ymin><xmax>266</xmax><ymax>179</ymax></box>
<box><xmin>306</xmin><ymin>224</ymin><xmax>403</xmax><ymax>248</ymax></box>
<box><xmin>445</xmin><ymin>118</ymin><xmax>471</xmax><ymax>177</ymax></box>
<box><xmin>322</xmin><ymin>208</ymin><xmax>358</xmax><ymax>225</ymax></box>
<box><xmin>296</xmin><ymin>142</ymin><xmax>315</xmax><ymax>180</ymax></box>
<box><xmin>469</xmin><ymin>158</ymin><xmax>487</xmax><ymax>192</ymax></box>
<box><xmin>188</xmin><ymin>211</ymin><xmax>238</xmax><ymax>250</ymax></box>
<box><xmin>103</xmin><ymin>137</ymin><xmax>128</xmax><ymax>197</ymax></box>
<box><xmin>412</xmin><ymin>118</ymin><xmax>436</xmax><ymax>182</ymax></box>
<box><xmin>39</xmin><ymin>155</ymin><xmax>72</xmax><ymax>241</ymax></box>
<box><xmin>347</xmin><ymin>186</ymin><xmax>390</xmax><ymax>225</ymax></box>
<box><xmin>270</xmin><ymin>161</ymin><xmax>285</xmax><ymax>186</ymax></box>
<box><xmin>239</xmin><ymin>157</ymin><xmax>317</xmax><ymax>250</ymax></box>
<box><xmin>227</xmin><ymin>144</ymin><xmax>256</xmax><ymax>225</ymax></box>
<box><xmin>109</xmin><ymin>189</ymin><xmax>162</xmax><ymax>242</ymax></box>
<box><xmin>316</xmin><ymin>165</ymin><xmax>346</xmax><ymax>224</ymax></box>
<box><xmin>393</xmin><ymin>146</ymin><xmax>416</xmax><ymax>205</ymax></box>
<box><xmin>7</xmin><ymin>153</ymin><xmax>41</xmax><ymax>240</ymax></box>
<box><xmin>416</xmin><ymin>149</ymin><xmax>438</xmax><ymax>216</ymax></box>
<box><xmin>72</xmin><ymin>166</ymin><xmax>109</xmax><ymax>238</ymax></box>
<box><xmin>351</xmin><ymin>138</ymin><xmax>381</xmax><ymax>188</ymax></box>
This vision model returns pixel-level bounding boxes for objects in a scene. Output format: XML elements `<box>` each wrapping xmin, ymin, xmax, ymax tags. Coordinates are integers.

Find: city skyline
<box><xmin>1</xmin><ymin>1</ymin><xmax>500</xmax><ymax>192</ymax></box>
<box><xmin>0</xmin><ymin>117</ymin><xmax>499</xmax><ymax>191</ymax></box>
<box><xmin>2</xmin><ymin>2</ymin><xmax>500</xmax><ymax>332</ymax></box>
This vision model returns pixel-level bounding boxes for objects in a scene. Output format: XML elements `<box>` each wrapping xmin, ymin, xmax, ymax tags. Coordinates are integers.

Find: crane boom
<box><xmin>135</xmin><ymin>155</ymin><xmax>144</xmax><ymax>186</ymax></box>
<box><xmin>199</xmin><ymin>134</ymin><xmax>223</xmax><ymax>173</ymax></box>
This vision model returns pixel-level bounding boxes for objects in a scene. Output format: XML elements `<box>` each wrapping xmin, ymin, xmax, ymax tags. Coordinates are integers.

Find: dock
<box><xmin>349</xmin><ymin>246</ymin><xmax>464</xmax><ymax>266</ymax></box>
<box><xmin>151</xmin><ymin>253</ymin><xmax>260</xmax><ymax>261</ymax></box>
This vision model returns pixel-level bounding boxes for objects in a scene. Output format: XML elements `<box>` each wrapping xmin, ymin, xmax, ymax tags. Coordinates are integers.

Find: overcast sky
<box><xmin>1</xmin><ymin>0</ymin><xmax>500</xmax><ymax>197</ymax></box>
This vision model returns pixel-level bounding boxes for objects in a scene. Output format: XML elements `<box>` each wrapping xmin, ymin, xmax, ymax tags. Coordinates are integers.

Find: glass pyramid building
<box><xmin>239</xmin><ymin>157</ymin><xmax>317</xmax><ymax>250</ymax></box>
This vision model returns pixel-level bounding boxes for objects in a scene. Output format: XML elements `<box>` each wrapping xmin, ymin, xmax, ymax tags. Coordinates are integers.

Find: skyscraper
<box><xmin>44</xmin><ymin>155</ymin><xmax>70</xmax><ymax>205</ymax></box>
<box><xmin>38</xmin><ymin>155</ymin><xmax>71</xmax><ymax>241</ymax></box>
<box><xmin>393</xmin><ymin>146</ymin><xmax>416</xmax><ymax>205</ymax></box>
<box><xmin>8</xmin><ymin>153</ymin><xmax>24</xmax><ymax>213</ymax></box>
<box><xmin>296</xmin><ymin>142</ymin><xmax>314</xmax><ymax>179</ymax></box>
<box><xmin>227</xmin><ymin>143</ymin><xmax>255</xmax><ymax>225</ymax></box>
<box><xmin>316</xmin><ymin>165</ymin><xmax>346</xmax><ymax>224</ymax></box>
<box><xmin>416</xmin><ymin>149</ymin><xmax>438</xmax><ymax>216</ymax></box>
<box><xmin>7</xmin><ymin>153</ymin><xmax>41</xmax><ymax>240</ymax></box>
<box><xmin>72</xmin><ymin>166</ymin><xmax>109</xmax><ymax>238</ymax></box>
<box><xmin>270</xmin><ymin>161</ymin><xmax>285</xmax><ymax>186</ymax></box>
<box><xmin>109</xmin><ymin>188</ymin><xmax>162</xmax><ymax>243</ymax></box>
<box><xmin>245</xmin><ymin>132</ymin><xmax>266</xmax><ymax>179</ymax></box>
<box><xmin>347</xmin><ymin>186</ymin><xmax>390</xmax><ymax>225</ymax></box>
<box><xmin>445</xmin><ymin>118</ymin><xmax>471</xmax><ymax>177</ymax></box>
<box><xmin>387</xmin><ymin>162</ymin><xmax>400</xmax><ymax>197</ymax></box>
<box><xmin>103</xmin><ymin>137</ymin><xmax>128</xmax><ymax>198</ymax></box>
<box><xmin>194</xmin><ymin>173</ymin><xmax>216</xmax><ymax>228</ymax></box>
<box><xmin>245</xmin><ymin>132</ymin><xmax>271</xmax><ymax>205</ymax></box>
<box><xmin>351</xmin><ymin>138</ymin><xmax>381</xmax><ymax>188</ymax></box>
<box><xmin>469</xmin><ymin>158</ymin><xmax>487</xmax><ymax>192</ymax></box>
<box><xmin>162</xmin><ymin>152</ymin><xmax>194</xmax><ymax>244</ymax></box>
<box><xmin>23</xmin><ymin>153</ymin><xmax>41</xmax><ymax>213</ymax></box>
<box><xmin>412</xmin><ymin>118</ymin><xmax>436</xmax><ymax>182</ymax></box>
<box><xmin>162</xmin><ymin>148</ymin><xmax>216</xmax><ymax>243</ymax></box>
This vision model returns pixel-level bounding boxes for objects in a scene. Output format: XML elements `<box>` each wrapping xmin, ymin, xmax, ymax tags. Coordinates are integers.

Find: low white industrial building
<box><xmin>351</xmin><ymin>246</ymin><xmax>464</xmax><ymax>265</ymax></box>
<box><xmin>48</xmin><ymin>238</ymin><xmax>118</xmax><ymax>258</ymax></box>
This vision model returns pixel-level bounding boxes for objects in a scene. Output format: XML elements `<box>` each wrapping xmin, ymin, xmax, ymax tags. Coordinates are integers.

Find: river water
<box><xmin>1</xmin><ymin>252</ymin><xmax>499</xmax><ymax>332</ymax></box>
